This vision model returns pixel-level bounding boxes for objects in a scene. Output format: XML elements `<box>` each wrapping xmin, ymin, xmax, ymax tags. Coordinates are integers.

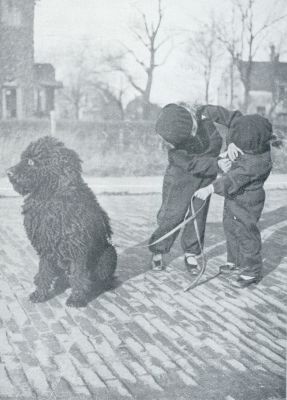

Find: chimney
<box><xmin>269</xmin><ymin>44</ymin><xmax>279</xmax><ymax>62</ymax></box>
<box><xmin>270</xmin><ymin>45</ymin><xmax>276</xmax><ymax>62</ymax></box>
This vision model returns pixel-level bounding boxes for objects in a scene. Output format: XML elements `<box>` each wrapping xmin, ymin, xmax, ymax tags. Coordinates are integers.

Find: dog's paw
<box><xmin>33</xmin><ymin>273</ymin><xmax>41</xmax><ymax>286</ymax></box>
<box><xmin>53</xmin><ymin>276</ymin><xmax>70</xmax><ymax>293</ymax></box>
<box><xmin>66</xmin><ymin>295</ymin><xmax>88</xmax><ymax>308</ymax></box>
<box><xmin>29</xmin><ymin>290</ymin><xmax>48</xmax><ymax>303</ymax></box>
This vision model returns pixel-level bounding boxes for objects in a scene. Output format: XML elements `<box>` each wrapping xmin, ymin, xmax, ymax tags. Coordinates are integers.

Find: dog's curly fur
<box><xmin>7</xmin><ymin>136</ymin><xmax>117</xmax><ymax>307</ymax></box>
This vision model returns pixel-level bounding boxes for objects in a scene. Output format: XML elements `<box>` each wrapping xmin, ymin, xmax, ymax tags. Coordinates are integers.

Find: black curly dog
<box><xmin>7</xmin><ymin>136</ymin><xmax>117</xmax><ymax>307</ymax></box>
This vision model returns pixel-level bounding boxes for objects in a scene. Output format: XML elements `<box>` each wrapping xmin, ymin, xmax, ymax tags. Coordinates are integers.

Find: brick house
<box><xmin>0</xmin><ymin>0</ymin><xmax>62</xmax><ymax>119</ymax></box>
<box><xmin>218</xmin><ymin>46</ymin><xmax>287</xmax><ymax>122</ymax></box>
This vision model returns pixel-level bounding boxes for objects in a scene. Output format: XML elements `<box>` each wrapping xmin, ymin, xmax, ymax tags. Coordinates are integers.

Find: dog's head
<box><xmin>7</xmin><ymin>136</ymin><xmax>82</xmax><ymax>196</ymax></box>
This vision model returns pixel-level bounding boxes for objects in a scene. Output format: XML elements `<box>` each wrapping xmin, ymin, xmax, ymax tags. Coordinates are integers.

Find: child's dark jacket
<box><xmin>200</xmin><ymin>104</ymin><xmax>274</xmax><ymax>274</ymax></box>
<box><xmin>167</xmin><ymin>118</ymin><xmax>222</xmax><ymax>179</ymax></box>
<box><xmin>199</xmin><ymin>104</ymin><xmax>273</xmax><ymax>153</ymax></box>
<box><xmin>213</xmin><ymin>152</ymin><xmax>272</xmax><ymax>219</ymax></box>
<box><xmin>212</xmin><ymin>152</ymin><xmax>272</xmax><ymax>273</ymax></box>
<box><xmin>149</xmin><ymin>117</ymin><xmax>222</xmax><ymax>255</ymax></box>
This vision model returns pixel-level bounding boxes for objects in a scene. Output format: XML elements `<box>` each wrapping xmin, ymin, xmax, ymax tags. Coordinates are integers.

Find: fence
<box><xmin>0</xmin><ymin>119</ymin><xmax>286</xmax><ymax>177</ymax></box>
<box><xmin>0</xmin><ymin>119</ymin><xmax>167</xmax><ymax>177</ymax></box>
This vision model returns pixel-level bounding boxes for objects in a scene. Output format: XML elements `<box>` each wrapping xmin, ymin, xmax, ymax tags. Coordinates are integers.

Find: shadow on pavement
<box><xmin>115</xmin><ymin>205</ymin><xmax>287</xmax><ymax>287</ymax></box>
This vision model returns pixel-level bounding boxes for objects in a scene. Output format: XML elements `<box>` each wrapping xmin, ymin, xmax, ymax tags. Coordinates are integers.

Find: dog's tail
<box><xmin>93</xmin><ymin>244</ymin><xmax>117</xmax><ymax>282</ymax></box>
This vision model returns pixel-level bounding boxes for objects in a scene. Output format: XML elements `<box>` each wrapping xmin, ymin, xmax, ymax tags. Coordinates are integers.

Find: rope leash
<box><xmin>183</xmin><ymin>196</ymin><xmax>207</xmax><ymax>291</ymax></box>
<box><xmin>138</xmin><ymin>197</ymin><xmax>208</xmax><ymax>248</ymax></box>
<box><xmin>137</xmin><ymin>195</ymin><xmax>209</xmax><ymax>291</ymax></box>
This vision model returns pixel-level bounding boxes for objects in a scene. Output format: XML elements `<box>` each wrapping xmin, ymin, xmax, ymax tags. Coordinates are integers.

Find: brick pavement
<box><xmin>0</xmin><ymin>191</ymin><xmax>286</xmax><ymax>400</ymax></box>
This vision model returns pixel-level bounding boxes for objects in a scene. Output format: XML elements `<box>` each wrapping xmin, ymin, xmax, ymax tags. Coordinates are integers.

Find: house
<box><xmin>218</xmin><ymin>46</ymin><xmax>287</xmax><ymax>119</ymax></box>
<box><xmin>0</xmin><ymin>0</ymin><xmax>62</xmax><ymax>119</ymax></box>
<box><xmin>33</xmin><ymin>63</ymin><xmax>62</xmax><ymax>117</ymax></box>
<box><xmin>125</xmin><ymin>96</ymin><xmax>161</xmax><ymax>121</ymax></box>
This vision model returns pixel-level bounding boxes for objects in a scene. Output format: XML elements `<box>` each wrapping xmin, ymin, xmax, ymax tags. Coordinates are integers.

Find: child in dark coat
<box><xmin>149</xmin><ymin>103</ymin><xmax>228</xmax><ymax>271</ymax></box>
<box><xmin>194</xmin><ymin>105</ymin><xmax>275</xmax><ymax>287</ymax></box>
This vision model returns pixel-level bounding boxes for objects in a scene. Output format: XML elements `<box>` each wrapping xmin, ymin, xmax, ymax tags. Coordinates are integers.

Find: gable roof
<box><xmin>240</xmin><ymin>61</ymin><xmax>287</xmax><ymax>92</ymax></box>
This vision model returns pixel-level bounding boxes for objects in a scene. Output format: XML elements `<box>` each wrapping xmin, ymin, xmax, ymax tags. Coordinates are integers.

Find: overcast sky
<box><xmin>34</xmin><ymin>0</ymin><xmax>287</xmax><ymax>105</ymax></box>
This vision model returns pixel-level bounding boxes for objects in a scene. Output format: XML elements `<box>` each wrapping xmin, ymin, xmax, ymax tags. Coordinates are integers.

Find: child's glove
<box><xmin>227</xmin><ymin>143</ymin><xmax>244</xmax><ymax>161</ymax></box>
<box><xmin>218</xmin><ymin>158</ymin><xmax>232</xmax><ymax>173</ymax></box>
<box><xmin>194</xmin><ymin>184</ymin><xmax>214</xmax><ymax>200</ymax></box>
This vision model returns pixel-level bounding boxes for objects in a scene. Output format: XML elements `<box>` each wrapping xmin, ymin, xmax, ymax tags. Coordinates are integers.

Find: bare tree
<box><xmin>111</xmin><ymin>0</ymin><xmax>172</xmax><ymax>119</ymax></box>
<box><xmin>60</xmin><ymin>48</ymin><xmax>90</xmax><ymax>120</ymax></box>
<box><xmin>93</xmin><ymin>80</ymin><xmax>127</xmax><ymax>120</ymax></box>
<box><xmin>268</xmin><ymin>45</ymin><xmax>287</xmax><ymax>119</ymax></box>
<box><xmin>215</xmin><ymin>6</ymin><xmax>239</xmax><ymax>108</ymax></box>
<box><xmin>188</xmin><ymin>18</ymin><xmax>221</xmax><ymax>103</ymax></box>
<box><xmin>217</xmin><ymin>0</ymin><xmax>287</xmax><ymax>112</ymax></box>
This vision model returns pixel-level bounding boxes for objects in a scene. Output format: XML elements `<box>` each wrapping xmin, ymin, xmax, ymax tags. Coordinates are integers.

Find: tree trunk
<box><xmin>142</xmin><ymin>46</ymin><xmax>155</xmax><ymax>120</ymax></box>
<box><xmin>229</xmin><ymin>61</ymin><xmax>234</xmax><ymax>108</ymax></box>
<box><xmin>205</xmin><ymin>82</ymin><xmax>209</xmax><ymax>104</ymax></box>
<box><xmin>142</xmin><ymin>71</ymin><xmax>153</xmax><ymax>119</ymax></box>
<box><xmin>119</xmin><ymin>103</ymin><xmax>125</xmax><ymax>120</ymax></box>
<box><xmin>205</xmin><ymin>75</ymin><xmax>210</xmax><ymax>104</ymax></box>
<box><xmin>241</xmin><ymin>62</ymin><xmax>252</xmax><ymax>113</ymax></box>
<box><xmin>242</xmin><ymin>85</ymin><xmax>249</xmax><ymax>113</ymax></box>
<box><xmin>74</xmin><ymin>102</ymin><xmax>80</xmax><ymax>120</ymax></box>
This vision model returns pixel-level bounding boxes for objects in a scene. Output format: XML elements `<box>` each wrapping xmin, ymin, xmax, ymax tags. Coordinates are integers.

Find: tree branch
<box><xmin>116</xmin><ymin>66</ymin><xmax>145</xmax><ymax>95</ymax></box>
<box><xmin>154</xmin><ymin>35</ymin><xmax>171</xmax><ymax>51</ymax></box>
<box><xmin>153</xmin><ymin>0</ymin><xmax>163</xmax><ymax>39</ymax></box>
<box><xmin>254</xmin><ymin>14</ymin><xmax>287</xmax><ymax>38</ymax></box>
<box><xmin>121</xmin><ymin>43</ymin><xmax>148</xmax><ymax>72</ymax></box>
<box><xmin>154</xmin><ymin>44</ymin><xmax>174</xmax><ymax>67</ymax></box>
<box><xmin>130</xmin><ymin>27</ymin><xmax>150</xmax><ymax>49</ymax></box>
<box><xmin>142</xmin><ymin>12</ymin><xmax>152</xmax><ymax>40</ymax></box>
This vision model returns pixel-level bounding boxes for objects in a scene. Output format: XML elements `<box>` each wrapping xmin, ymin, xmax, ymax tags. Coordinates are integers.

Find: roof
<box><xmin>33</xmin><ymin>63</ymin><xmax>63</xmax><ymax>88</ymax></box>
<box><xmin>239</xmin><ymin>61</ymin><xmax>287</xmax><ymax>92</ymax></box>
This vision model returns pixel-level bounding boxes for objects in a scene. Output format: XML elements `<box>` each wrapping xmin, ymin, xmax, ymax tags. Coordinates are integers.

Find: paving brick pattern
<box><xmin>0</xmin><ymin>191</ymin><xmax>286</xmax><ymax>400</ymax></box>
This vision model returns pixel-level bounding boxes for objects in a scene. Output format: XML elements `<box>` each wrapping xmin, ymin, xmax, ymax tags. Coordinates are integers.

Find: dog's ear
<box><xmin>60</xmin><ymin>148</ymin><xmax>82</xmax><ymax>182</ymax></box>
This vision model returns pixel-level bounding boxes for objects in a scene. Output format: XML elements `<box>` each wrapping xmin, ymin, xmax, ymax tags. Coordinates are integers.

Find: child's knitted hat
<box><xmin>155</xmin><ymin>103</ymin><xmax>194</xmax><ymax>146</ymax></box>
<box><xmin>229</xmin><ymin>114</ymin><xmax>273</xmax><ymax>154</ymax></box>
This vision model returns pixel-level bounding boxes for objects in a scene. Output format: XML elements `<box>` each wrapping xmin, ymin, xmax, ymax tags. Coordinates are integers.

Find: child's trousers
<box><xmin>149</xmin><ymin>166</ymin><xmax>214</xmax><ymax>255</ymax></box>
<box><xmin>223</xmin><ymin>189</ymin><xmax>265</xmax><ymax>277</ymax></box>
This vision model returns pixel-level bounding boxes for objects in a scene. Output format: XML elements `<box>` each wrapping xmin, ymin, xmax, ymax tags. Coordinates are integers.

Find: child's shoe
<box><xmin>219</xmin><ymin>262</ymin><xmax>238</xmax><ymax>274</ymax></box>
<box><xmin>151</xmin><ymin>254</ymin><xmax>164</xmax><ymax>271</ymax></box>
<box><xmin>231</xmin><ymin>273</ymin><xmax>262</xmax><ymax>288</ymax></box>
<box><xmin>184</xmin><ymin>253</ymin><xmax>199</xmax><ymax>274</ymax></box>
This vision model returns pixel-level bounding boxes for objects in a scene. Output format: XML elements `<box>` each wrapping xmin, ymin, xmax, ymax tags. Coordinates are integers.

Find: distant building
<box><xmin>218</xmin><ymin>46</ymin><xmax>287</xmax><ymax>120</ymax></box>
<box><xmin>125</xmin><ymin>96</ymin><xmax>161</xmax><ymax>121</ymax></box>
<box><xmin>0</xmin><ymin>0</ymin><xmax>62</xmax><ymax>119</ymax></box>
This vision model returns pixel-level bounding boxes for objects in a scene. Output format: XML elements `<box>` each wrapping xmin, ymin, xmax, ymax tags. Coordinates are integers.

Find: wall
<box><xmin>0</xmin><ymin>0</ymin><xmax>35</xmax><ymax>117</ymax></box>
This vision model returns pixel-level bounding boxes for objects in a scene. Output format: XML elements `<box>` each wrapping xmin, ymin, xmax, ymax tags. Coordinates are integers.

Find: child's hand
<box><xmin>227</xmin><ymin>143</ymin><xmax>244</xmax><ymax>161</ymax></box>
<box><xmin>218</xmin><ymin>158</ymin><xmax>232</xmax><ymax>173</ymax></box>
<box><xmin>218</xmin><ymin>150</ymin><xmax>228</xmax><ymax>159</ymax></box>
<box><xmin>194</xmin><ymin>184</ymin><xmax>214</xmax><ymax>201</ymax></box>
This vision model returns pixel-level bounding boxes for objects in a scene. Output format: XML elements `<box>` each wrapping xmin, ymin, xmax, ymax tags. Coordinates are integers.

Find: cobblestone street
<box><xmin>0</xmin><ymin>189</ymin><xmax>286</xmax><ymax>400</ymax></box>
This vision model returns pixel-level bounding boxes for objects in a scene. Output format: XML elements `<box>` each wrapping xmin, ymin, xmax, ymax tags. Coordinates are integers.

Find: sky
<box><xmin>34</xmin><ymin>0</ymin><xmax>287</xmax><ymax>105</ymax></box>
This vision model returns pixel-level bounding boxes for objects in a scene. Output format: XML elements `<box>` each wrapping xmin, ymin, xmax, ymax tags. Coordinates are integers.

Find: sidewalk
<box><xmin>0</xmin><ymin>173</ymin><xmax>286</xmax><ymax>196</ymax></box>
<box><xmin>0</xmin><ymin>189</ymin><xmax>285</xmax><ymax>399</ymax></box>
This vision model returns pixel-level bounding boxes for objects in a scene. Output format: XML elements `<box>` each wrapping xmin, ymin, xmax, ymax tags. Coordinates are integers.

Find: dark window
<box><xmin>1</xmin><ymin>0</ymin><xmax>22</xmax><ymax>26</ymax></box>
<box><xmin>3</xmin><ymin>88</ymin><xmax>17</xmax><ymax>118</ymax></box>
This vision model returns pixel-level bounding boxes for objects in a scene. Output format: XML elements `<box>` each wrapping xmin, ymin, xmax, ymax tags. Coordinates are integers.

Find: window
<box><xmin>2</xmin><ymin>87</ymin><xmax>17</xmax><ymax>118</ymax></box>
<box><xmin>1</xmin><ymin>0</ymin><xmax>22</xmax><ymax>27</ymax></box>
